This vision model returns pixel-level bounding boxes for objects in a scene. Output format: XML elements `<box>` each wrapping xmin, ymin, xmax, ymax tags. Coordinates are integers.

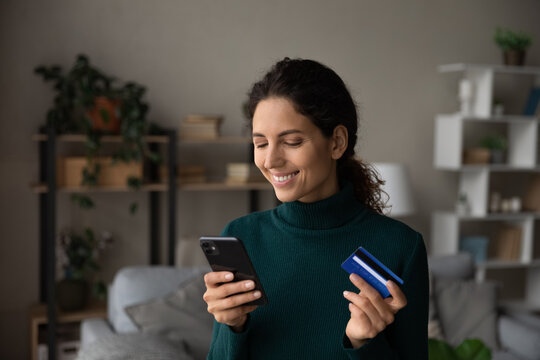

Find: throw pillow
<box><xmin>434</xmin><ymin>278</ymin><xmax>498</xmax><ymax>350</ymax></box>
<box><xmin>125</xmin><ymin>274</ymin><xmax>214</xmax><ymax>360</ymax></box>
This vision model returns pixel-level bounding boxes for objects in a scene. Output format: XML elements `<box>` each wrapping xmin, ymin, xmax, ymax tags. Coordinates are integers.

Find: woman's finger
<box><xmin>209</xmin><ymin>290</ymin><xmax>262</xmax><ymax>313</ymax></box>
<box><xmin>204</xmin><ymin>271</ymin><xmax>234</xmax><ymax>288</ymax></box>
<box><xmin>344</xmin><ymin>291</ymin><xmax>387</xmax><ymax>330</ymax></box>
<box><xmin>386</xmin><ymin>280</ymin><xmax>407</xmax><ymax>311</ymax></box>
<box><xmin>212</xmin><ymin>280</ymin><xmax>256</xmax><ymax>300</ymax></box>
<box><xmin>349</xmin><ymin>273</ymin><xmax>381</xmax><ymax>300</ymax></box>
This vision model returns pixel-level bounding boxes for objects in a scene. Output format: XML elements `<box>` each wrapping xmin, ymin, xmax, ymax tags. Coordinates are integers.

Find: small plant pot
<box><xmin>56</xmin><ymin>278</ymin><xmax>88</xmax><ymax>311</ymax></box>
<box><xmin>503</xmin><ymin>50</ymin><xmax>526</xmax><ymax>66</ymax></box>
<box><xmin>86</xmin><ymin>96</ymin><xmax>122</xmax><ymax>134</ymax></box>
<box><xmin>463</xmin><ymin>148</ymin><xmax>490</xmax><ymax>165</ymax></box>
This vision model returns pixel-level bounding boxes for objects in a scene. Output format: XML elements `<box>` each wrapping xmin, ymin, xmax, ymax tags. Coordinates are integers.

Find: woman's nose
<box><xmin>264</xmin><ymin>144</ymin><xmax>283</xmax><ymax>169</ymax></box>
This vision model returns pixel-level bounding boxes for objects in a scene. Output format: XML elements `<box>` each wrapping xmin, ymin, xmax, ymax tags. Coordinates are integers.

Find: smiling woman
<box><xmin>252</xmin><ymin>97</ymin><xmax>345</xmax><ymax>203</ymax></box>
<box><xmin>202</xmin><ymin>58</ymin><xmax>429</xmax><ymax>360</ymax></box>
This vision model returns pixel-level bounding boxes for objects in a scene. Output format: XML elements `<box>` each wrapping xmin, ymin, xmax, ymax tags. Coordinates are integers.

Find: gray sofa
<box><xmin>78</xmin><ymin>255</ymin><xmax>540</xmax><ymax>359</ymax></box>
<box><xmin>77</xmin><ymin>266</ymin><xmax>212</xmax><ymax>360</ymax></box>
<box><xmin>429</xmin><ymin>253</ymin><xmax>540</xmax><ymax>360</ymax></box>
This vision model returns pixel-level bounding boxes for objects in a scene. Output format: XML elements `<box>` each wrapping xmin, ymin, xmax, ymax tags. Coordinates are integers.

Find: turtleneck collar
<box><xmin>274</xmin><ymin>182</ymin><xmax>367</xmax><ymax>230</ymax></box>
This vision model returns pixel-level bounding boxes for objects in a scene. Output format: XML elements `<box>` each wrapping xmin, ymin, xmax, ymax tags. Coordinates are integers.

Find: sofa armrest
<box><xmin>498</xmin><ymin>314</ymin><xmax>540</xmax><ymax>360</ymax></box>
<box><xmin>80</xmin><ymin>318</ymin><xmax>114</xmax><ymax>348</ymax></box>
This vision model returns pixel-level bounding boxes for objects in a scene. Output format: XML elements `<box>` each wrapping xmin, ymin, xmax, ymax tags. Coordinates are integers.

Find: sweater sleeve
<box><xmin>206</xmin><ymin>318</ymin><xmax>251</xmax><ymax>360</ymax></box>
<box><xmin>206</xmin><ymin>222</ymin><xmax>251</xmax><ymax>360</ymax></box>
<box><xmin>342</xmin><ymin>232</ymin><xmax>429</xmax><ymax>360</ymax></box>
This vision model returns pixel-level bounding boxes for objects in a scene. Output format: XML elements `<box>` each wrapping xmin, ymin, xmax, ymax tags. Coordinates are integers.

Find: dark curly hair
<box><xmin>247</xmin><ymin>57</ymin><xmax>387</xmax><ymax>214</ymax></box>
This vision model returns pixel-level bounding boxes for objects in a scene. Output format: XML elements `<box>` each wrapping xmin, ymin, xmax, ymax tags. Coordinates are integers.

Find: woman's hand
<box><xmin>343</xmin><ymin>273</ymin><xmax>407</xmax><ymax>348</ymax></box>
<box><xmin>203</xmin><ymin>271</ymin><xmax>261</xmax><ymax>332</ymax></box>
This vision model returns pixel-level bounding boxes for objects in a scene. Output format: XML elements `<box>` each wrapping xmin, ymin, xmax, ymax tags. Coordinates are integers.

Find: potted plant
<box><xmin>494</xmin><ymin>27</ymin><xmax>533</xmax><ymax>66</ymax></box>
<box><xmin>56</xmin><ymin>228</ymin><xmax>112</xmax><ymax>311</ymax></box>
<box><xmin>429</xmin><ymin>338</ymin><xmax>491</xmax><ymax>360</ymax></box>
<box><xmin>480</xmin><ymin>134</ymin><xmax>507</xmax><ymax>164</ymax></box>
<box><xmin>35</xmin><ymin>54</ymin><xmax>160</xmax><ymax>213</ymax></box>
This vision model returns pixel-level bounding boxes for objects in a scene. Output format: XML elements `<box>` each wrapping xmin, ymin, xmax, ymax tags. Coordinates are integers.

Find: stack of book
<box><xmin>225</xmin><ymin>163</ymin><xmax>265</xmax><ymax>184</ymax></box>
<box><xmin>179</xmin><ymin>114</ymin><xmax>222</xmax><ymax>140</ymax></box>
<box><xmin>490</xmin><ymin>225</ymin><xmax>522</xmax><ymax>261</ymax></box>
<box><xmin>160</xmin><ymin>165</ymin><xmax>206</xmax><ymax>184</ymax></box>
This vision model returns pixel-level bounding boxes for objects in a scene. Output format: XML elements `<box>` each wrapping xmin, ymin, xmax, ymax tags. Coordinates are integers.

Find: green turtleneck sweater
<box><xmin>207</xmin><ymin>183</ymin><xmax>429</xmax><ymax>359</ymax></box>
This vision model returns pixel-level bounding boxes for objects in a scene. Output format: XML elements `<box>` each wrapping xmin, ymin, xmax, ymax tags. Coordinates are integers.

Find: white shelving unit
<box><xmin>431</xmin><ymin>63</ymin><xmax>540</xmax><ymax>312</ymax></box>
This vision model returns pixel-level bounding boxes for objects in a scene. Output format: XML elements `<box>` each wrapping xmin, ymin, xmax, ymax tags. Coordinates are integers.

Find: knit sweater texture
<box><xmin>207</xmin><ymin>183</ymin><xmax>429</xmax><ymax>359</ymax></box>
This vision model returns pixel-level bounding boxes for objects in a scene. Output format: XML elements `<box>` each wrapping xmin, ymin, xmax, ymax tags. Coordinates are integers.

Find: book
<box><xmin>180</xmin><ymin>114</ymin><xmax>223</xmax><ymax>140</ymax></box>
<box><xmin>523</xmin><ymin>87</ymin><xmax>540</xmax><ymax>116</ymax></box>
<box><xmin>490</xmin><ymin>225</ymin><xmax>522</xmax><ymax>261</ymax></box>
<box><xmin>225</xmin><ymin>163</ymin><xmax>265</xmax><ymax>183</ymax></box>
<box><xmin>160</xmin><ymin>165</ymin><xmax>206</xmax><ymax>183</ymax></box>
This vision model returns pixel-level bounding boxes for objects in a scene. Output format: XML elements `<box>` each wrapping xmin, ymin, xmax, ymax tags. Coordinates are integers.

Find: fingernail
<box><xmin>245</xmin><ymin>281</ymin><xmax>254</xmax><ymax>289</ymax></box>
<box><xmin>387</xmin><ymin>280</ymin><xmax>394</xmax><ymax>287</ymax></box>
<box><xmin>225</xmin><ymin>273</ymin><xmax>233</xmax><ymax>280</ymax></box>
<box><xmin>343</xmin><ymin>291</ymin><xmax>350</xmax><ymax>297</ymax></box>
<box><xmin>350</xmin><ymin>273</ymin><xmax>359</xmax><ymax>281</ymax></box>
<box><xmin>253</xmin><ymin>291</ymin><xmax>261</xmax><ymax>298</ymax></box>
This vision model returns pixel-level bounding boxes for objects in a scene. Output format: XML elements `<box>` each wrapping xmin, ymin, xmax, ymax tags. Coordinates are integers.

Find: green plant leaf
<box><xmin>455</xmin><ymin>339</ymin><xmax>491</xmax><ymax>360</ymax></box>
<box><xmin>71</xmin><ymin>194</ymin><xmax>95</xmax><ymax>209</ymax></box>
<box><xmin>127</xmin><ymin>176</ymin><xmax>142</xmax><ymax>190</ymax></box>
<box><xmin>429</xmin><ymin>339</ymin><xmax>459</xmax><ymax>360</ymax></box>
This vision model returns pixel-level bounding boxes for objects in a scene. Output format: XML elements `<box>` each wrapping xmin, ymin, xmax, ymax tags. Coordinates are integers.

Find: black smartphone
<box><xmin>199</xmin><ymin>236</ymin><xmax>267</xmax><ymax>306</ymax></box>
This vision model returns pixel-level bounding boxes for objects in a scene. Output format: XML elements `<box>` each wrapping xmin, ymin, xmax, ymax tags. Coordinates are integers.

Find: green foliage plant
<box><xmin>58</xmin><ymin>228</ymin><xmax>113</xmax><ymax>300</ymax></box>
<box><xmin>428</xmin><ymin>338</ymin><xmax>491</xmax><ymax>360</ymax></box>
<box><xmin>35</xmin><ymin>54</ymin><xmax>160</xmax><ymax>213</ymax></box>
<box><xmin>480</xmin><ymin>134</ymin><xmax>508</xmax><ymax>151</ymax></box>
<box><xmin>494</xmin><ymin>27</ymin><xmax>533</xmax><ymax>52</ymax></box>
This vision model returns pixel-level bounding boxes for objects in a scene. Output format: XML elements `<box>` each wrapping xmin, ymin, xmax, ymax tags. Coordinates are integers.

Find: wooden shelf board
<box><xmin>31</xmin><ymin>183</ymin><xmax>168</xmax><ymax>193</ymax></box>
<box><xmin>30</xmin><ymin>302</ymin><xmax>106</xmax><ymax>325</ymax></box>
<box><xmin>178</xmin><ymin>136</ymin><xmax>252</xmax><ymax>144</ymax></box>
<box><xmin>32</xmin><ymin>134</ymin><xmax>169</xmax><ymax>143</ymax></box>
<box><xmin>179</xmin><ymin>181</ymin><xmax>272</xmax><ymax>191</ymax></box>
<box><xmin>438</xmin><ymin>63</ymin><xmax>540</xmax><ymax>75</ymax></box>
<box><xmin>476</xmin><ymin>260</ymin><xmax>530</xmax><ymax>269</ymax></box>
<box><xmin>462</xmin><ymin>115</ymin><xmax>539</xmax><ymax>123</ymax></box>
<box><xmin>435</xmin><ymin>210</ymin><xmax>539</xmax><ymax>221</ymax></box>
<box><xmin>460</xmin><ymin>165</ymin><xmax>540</xmax><ymax>172</ymax></box>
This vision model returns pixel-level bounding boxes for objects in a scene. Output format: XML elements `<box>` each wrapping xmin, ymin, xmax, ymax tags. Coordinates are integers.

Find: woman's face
<box><xmin>252</xmin><ymin>97</ymin><xmax>342</xmax><ymax>203</ymax></box>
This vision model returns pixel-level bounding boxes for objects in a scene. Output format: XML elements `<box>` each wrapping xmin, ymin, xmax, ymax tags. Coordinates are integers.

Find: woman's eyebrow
<box><xmin>252</xmin><ymin>129</ymin><xmax>303</xmax><ymax>138</ymax></box>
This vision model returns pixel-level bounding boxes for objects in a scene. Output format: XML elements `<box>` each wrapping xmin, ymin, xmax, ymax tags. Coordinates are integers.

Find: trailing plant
<box><xmin>35</xmin><ymin>54</ymin><xmax>161</xmax><ymax>213</ymax></box>
<box><xmin>494</xmin><ymin>27</ymin><xmax>533</xmax><ymax>52</ymax></box>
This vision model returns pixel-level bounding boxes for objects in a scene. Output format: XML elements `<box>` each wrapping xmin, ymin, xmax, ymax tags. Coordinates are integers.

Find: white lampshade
<box><xmin>372</xmin><ymin>163</ymin><xmax>416</xmax><ymax>217</ymax></box>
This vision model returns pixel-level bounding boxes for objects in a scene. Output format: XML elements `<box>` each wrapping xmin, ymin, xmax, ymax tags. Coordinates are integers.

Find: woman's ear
<box><xmin>331</xmin><ymin>125</ymin><xmax>348</xmax><ymax>160</ymax></box>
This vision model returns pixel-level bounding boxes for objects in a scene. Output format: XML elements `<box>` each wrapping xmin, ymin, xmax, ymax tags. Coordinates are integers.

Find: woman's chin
<box><xmin>273</xmin><ymin>188</ymin><xmax>298</xmax><ymax>203</ymax></box>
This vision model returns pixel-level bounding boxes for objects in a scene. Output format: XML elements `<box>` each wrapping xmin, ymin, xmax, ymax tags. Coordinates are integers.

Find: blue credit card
<box><xmin>341</xmin><ymin>247</ymin><xmax>404</xmax><ymax>298</ymax></box>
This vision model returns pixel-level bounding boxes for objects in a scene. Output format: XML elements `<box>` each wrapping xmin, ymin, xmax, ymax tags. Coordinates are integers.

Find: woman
<box><xmin>203</xmin><ymin>58</ymin><xmax>429</xmax><ymax>359</ymax></box>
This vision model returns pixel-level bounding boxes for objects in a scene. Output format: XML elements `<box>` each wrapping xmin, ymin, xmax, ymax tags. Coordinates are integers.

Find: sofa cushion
<box><xmin>498</xmin><ymin>314</ymin><xmax>540</xmax><ymax>360</ymax></box>
<box><xmin>76</xmin><ymin>332</ymin><xmax>192</xmax><ymax>360</ymax></box>
<box><xmin>109</xmin><ymin>266</ymin><xmax>208</xmax><ymax>333</ymax></box>
<box><xmin>125</xmin><ymin>273</ymin><xmax>213</xmax><ymax>360</ymax></box>
<box><xmin>435</xmin><ymin>278</ymin><xmax>498</xmax><ymax>350</ymax></box>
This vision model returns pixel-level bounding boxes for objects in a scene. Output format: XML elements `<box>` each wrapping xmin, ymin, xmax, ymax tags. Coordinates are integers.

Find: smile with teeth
<box><xmin>272</xmin><ymin>171</ymin><xmax>299</xmax><ymax>182</ymax></box>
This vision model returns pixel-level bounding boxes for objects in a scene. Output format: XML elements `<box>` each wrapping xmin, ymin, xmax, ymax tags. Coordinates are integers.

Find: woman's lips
<box><xmin>271</xmin><ymin>171</ymin><xmax>299</xmax><ymax>186</ymax></box>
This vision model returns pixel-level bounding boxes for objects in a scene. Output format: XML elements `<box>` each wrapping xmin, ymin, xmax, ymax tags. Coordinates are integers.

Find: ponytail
<box><xmin>338</xmin><ymin>157</ymin><xmax>388</xmax><ymax>215</ymax></box>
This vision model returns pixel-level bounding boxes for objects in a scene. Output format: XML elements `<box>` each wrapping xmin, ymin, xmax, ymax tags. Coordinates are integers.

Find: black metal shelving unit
<box><xmin>37</xmin><ymin>127</ymin><xmax>177</xmax><ymax>359</ymax></box>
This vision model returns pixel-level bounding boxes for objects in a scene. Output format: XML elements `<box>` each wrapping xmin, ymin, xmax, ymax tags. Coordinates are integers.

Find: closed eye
<box><xmin>254</xmin><ymin>143</ymin><xmax>268</xmax><ymax>149</ymax></box>
<box><xmin>284</xmin><ymin>140</ymin><xmax>303</xmax><ymax>147</ymax></box>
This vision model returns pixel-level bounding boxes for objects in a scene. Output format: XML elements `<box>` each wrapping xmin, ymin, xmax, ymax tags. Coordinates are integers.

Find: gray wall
<box><xmin>2</xmin><ymin>0</ymin><xmax>540</xmax><ymax>358</ymax></box>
